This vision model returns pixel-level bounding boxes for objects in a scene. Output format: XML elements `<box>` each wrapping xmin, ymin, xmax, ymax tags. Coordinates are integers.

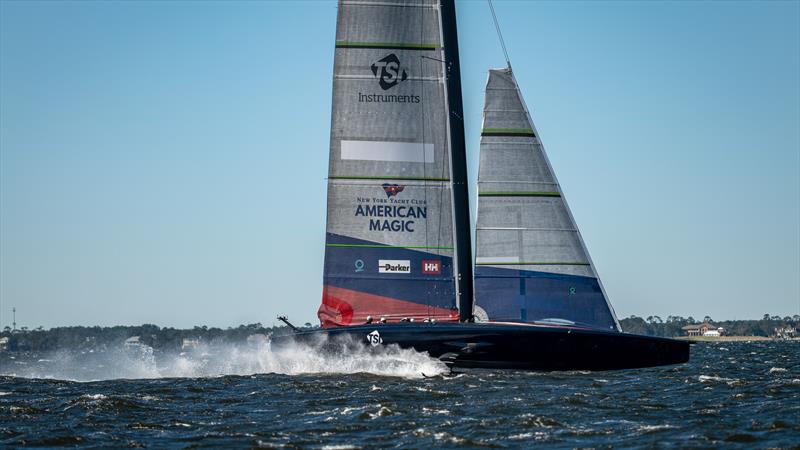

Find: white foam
<box><xmin>82</xmin><ymin>394</ymin><xmax>107</xmax><ymax>400</ymax></box>
<box><xmin>0</xmin><ymin>335</ymin><xmax>448</xmax><ymax>381</ymax></box>
<box><xmin>698</xmin><ymin>375</ymin><xmax>734</xmax><ymax>383</ymax></box>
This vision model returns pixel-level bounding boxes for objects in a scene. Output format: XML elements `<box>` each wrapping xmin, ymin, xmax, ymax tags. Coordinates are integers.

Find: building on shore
<box><xmin>682</xmin><ymin>322</ymin><xmax>725</xmax><ymax>337</ymax></box>
<box><xmin>773</xmin><ymin>326</ymin><xmax>796</xmax><ymax>339</ymax></box>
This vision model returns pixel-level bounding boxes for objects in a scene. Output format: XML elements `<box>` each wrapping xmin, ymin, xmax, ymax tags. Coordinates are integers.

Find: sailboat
<box><xmin>272</xmin><ymin>0</ymin><xmax>689</xmax><ymax>370</ymax></box>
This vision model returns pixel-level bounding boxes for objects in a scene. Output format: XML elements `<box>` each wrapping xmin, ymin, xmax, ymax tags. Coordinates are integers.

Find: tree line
<box><xmin>0</xmin><ymin>323</ymin><xmax>296</xmax><ymax>352</ymax></box>
<box><xmin>2</xmin><ymin>314</ymin><xmax>798</xmax><ymax>351</ymax></box>
<box><xmin>619</xmin><ymin>314</ymin><xmax>799</xmax><ymax>337</ymax></box>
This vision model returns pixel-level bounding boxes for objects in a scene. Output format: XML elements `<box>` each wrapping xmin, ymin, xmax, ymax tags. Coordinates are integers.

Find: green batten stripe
<box><xmin>335</xmin><ymin>41</ymin><xmax>438</xmax><ymax>50</ymax></box>
<box><xmin>330</xmin><ymin>176</ymin><xmax>450</xmax><ymax>181</ymax></box>
<box><xmin>327</xmin><ymin>244</ymin><xmax>453</xmax><ymax>250</ymax></box>
<box><xmin>481</xmin><ymin>128</ymin><xmax>536</xmax><ymax>137</ymax></box>
<box><xmin>476</xmin><ymin>262</ymin><xmax>591</xmax><ymax>266</ymax></box>
<box><xmin>479</xmin><ymin>192</ymin><xmax>561</xmax><ymax>197</ymax></box>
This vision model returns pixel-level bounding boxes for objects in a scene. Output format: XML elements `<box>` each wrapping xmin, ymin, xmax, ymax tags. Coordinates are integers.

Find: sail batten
<box><xmin>474</xmin><ymin>68</ymin><xmax>621</xmax><ymax>331</ymax></box>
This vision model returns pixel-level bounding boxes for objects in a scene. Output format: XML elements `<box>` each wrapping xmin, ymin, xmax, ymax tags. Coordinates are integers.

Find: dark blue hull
<box><xmin>271</xmin><ymin>322</ymin><xmax>690</xmax><ymax>371</ymax></box>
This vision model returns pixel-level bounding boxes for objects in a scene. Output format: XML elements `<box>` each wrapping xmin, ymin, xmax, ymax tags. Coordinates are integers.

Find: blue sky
<box><xmin>1</xmin><ymin>0</ymin><xmax>798</xmax><ymax>329</ymax></box>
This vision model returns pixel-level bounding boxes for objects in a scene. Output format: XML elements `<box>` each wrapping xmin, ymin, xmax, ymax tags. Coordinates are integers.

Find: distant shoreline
<box><xmin>677</xmin><ymin>336</ymin><xmax>798</xmax><ymax>342</ymax></box>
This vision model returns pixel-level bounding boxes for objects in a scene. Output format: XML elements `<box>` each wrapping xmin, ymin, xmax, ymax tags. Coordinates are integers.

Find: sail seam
<box><xmin>475</xmin><ymin>262</ymin><xmax>590</xmax><ymax>266</ymax></box>
<box><xmin>481</xmin><ymin>128</ymin><xmax>536</xmax><ymax>137</ymax></box>
<box><xmin>478</xmin><ymin>181</ymin><xmax>558</xmax><ymax>185</ymax></box>
<box><xmin>477</xmin><ymin>227</ymin><xmax>578</xmax><ymax>232</ymax></box>
<box><xmin>340</xmin><ymin>1</ymin><xmax>436</xmax><ymax>8</ymax></box>
<box><xmin>480</xmin><ymin>142</ymin><xmax>541</xmax><ymax>146</ymax></box>
<box><xmin>326</xmin><ymin>244</ymin><xmax>453</xmax><ymax>249</ymax></box>
<box><xmin>329</xmin><ymin>176</ymin><xmax>450</xmax><ymax>181</ymax></box>
<box><xmin>335</xmin><ymin>75</ymin><xmax>441</xmax><ymax>82</ymax></box>
<box><xmin>335</xmin><ymin>41</ymin><xmax>438</xmax><ymax>50</ymax></box>
<box><xmin>478</xmin><ymin>191</ymin><xmax>560</xmax><ymax>197</ymax></box>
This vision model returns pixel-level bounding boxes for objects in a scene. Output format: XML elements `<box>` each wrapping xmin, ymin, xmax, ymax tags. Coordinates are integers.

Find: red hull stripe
<box><xmin>318</xmin><ymin>285</ymin><xmax>459</xmax><ymax>328</ymax></box>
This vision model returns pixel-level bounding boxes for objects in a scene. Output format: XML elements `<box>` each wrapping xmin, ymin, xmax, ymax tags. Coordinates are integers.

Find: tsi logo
<box><xmin>378</xmin><ymin>260</ymin><xmax>411</xmax><ymax>274</ymax></box>
<box><xmin>367</xmin><ymin>330</ymin><xmax>383</xmax><ymax>347</ymax></box>
<box><xmin>371</xmin><ymin>53</ymin><xmax>407</xmax><ymax>90</ymax></box>
<box><xmin>421</xmin><ymin>260</ymin><xmax>441</xmax><ymax>275</ymax></box>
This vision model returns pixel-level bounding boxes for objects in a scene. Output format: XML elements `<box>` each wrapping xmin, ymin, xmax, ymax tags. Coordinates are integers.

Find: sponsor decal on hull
<box><xmin>366</xmin><ymin>330</ymin><xmax>383</xmax><ymax>346</ymax></box>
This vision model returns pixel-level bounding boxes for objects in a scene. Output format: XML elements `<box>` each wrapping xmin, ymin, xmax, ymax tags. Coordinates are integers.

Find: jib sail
<box><xmin>473</xmin><ymin>68</ymin><xmax>621</xmax><ymax>331</ymax></box>
<box><xmin>319</xmin><ymin>0</ymin><xmax>461</xmax><ymax>327</ymax></box>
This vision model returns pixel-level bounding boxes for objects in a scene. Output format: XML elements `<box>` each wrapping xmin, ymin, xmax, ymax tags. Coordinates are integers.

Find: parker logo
<box><xmin>382</xmin><ymin>183</ymin><xmax>405</xmax><ymax>198</ymax></box>
<box><xmin>421</xmin><ymin>260</ymin><xmax>441</xmax><ymax>275</ymax></box>
<box><xmin>371</xmin><ymin>53</ymin><xmax>407</xmax><ymax>90</ymax></box>
<box><xmin>378</xmin><ymin>259</ymin><xmax>411</xmax><ymax>274</ymax></box>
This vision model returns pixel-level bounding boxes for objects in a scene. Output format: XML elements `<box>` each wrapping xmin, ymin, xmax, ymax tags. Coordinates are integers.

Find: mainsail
<box><xmin>474</xmin><ymin>68</ymin><xmax>621</xmax><ymax>331</ymax></box>
<box><xmin>319</xmin><ymin>0</ymin><xmax>464</xmax><ymax>327</ymax></box>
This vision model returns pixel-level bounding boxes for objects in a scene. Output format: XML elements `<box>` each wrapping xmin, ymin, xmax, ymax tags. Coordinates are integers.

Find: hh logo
<box><xmin>367</xmin><ymin>330</ymin><xmax>383</xmax><ymax>347</ymax></box>
<box><xmin>422</xmin><ymin>260</ymin><xmax>441</xmax><ymax>275</ymax></box>
<box><xmin>371</xmin><ymin>53</ymin><xmax>407</xmax><ymax>90</ymax></box>
<box><xmin>382</xmin><ymin>183</ymin><xmax>405</xmax><ymax>198</ymax></box>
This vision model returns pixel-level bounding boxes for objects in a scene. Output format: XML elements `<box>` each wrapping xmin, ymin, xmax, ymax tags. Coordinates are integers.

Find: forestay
<box><xmin>319</xmin><ymin>0</ymin><xmax>459</xmax><ymax>327</ymax></box>
<box><xmin>473</xmin><ymin>68</ymin><xmax>621</xmax><ymax>331</ymax></box>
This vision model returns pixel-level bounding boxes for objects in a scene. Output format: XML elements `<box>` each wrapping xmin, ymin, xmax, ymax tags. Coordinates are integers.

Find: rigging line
<box><xmin>435</xmin><ymin>12</ymin><xmax>447</xmax><ymax>318</ymax></box>
<box><xmin>419</xmin><ymin>5</ymin><xmax>432</xmax><ymax>319</ymax></box>
<box><xmin>487</xmin><ymin>0</ymin><xmax>511</xmax><ymax>68</ymax></box>
<box><xmin>421</xmin><ymin>55</ymin><xmax>446</xmax><ymax>63</ymax></box>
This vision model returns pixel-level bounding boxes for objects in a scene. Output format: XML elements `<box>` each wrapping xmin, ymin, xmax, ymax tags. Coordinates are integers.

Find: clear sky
<box><xmin>1</xmin><ymin>0</ymin><xmax>798</xmax><ymax>329</ymax></box>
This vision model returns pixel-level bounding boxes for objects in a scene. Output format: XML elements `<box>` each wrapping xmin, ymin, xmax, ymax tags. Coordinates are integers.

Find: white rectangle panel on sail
<box><xmin>341</xmin><ymin>140</ymin><xmax>434</xmax><ymax>163</ymax></box>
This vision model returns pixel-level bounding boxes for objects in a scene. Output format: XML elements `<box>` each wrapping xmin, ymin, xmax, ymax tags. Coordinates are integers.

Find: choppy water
<box><xmin>1</xmin><ymin>340</ymin><xmax>798</xmax><ymax>448</ymax></box>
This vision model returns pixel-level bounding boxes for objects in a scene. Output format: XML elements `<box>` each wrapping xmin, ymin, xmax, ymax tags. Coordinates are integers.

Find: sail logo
<box><xmin>367</xmin><ymin>330</ymin><xmax>383</xmax><ymax>346</ymax></box>
<box><xmin>354</xmin><ymin>259</ymin><xmax>365</xmax><ymax>272</ymax></box>
<box><xmin>371</xmin><ymin>53</ymin><xmax>407</xmax><ymax>90</ymax></box>
<box><xmin>422</xmin><ymin>260</ymin><xmax>441</xmax><ymax>275</ymax></box>
<box><xmin>378</xmin><ymin>260</ymin><xmax>411</xmax><ymax>274</ymax></box>
<box><xmin>354</xmin><ymin>202</ymin><xmax>426</xmax><ymax>233</ymax></box>
<box><xmin>358</xmin><ymin>54</ymin><xmax>420</xmax><ymax>103</ymax></box>
<box><xmin>382</xmin><ymin>183</ymin><xmax>405</xmax><ymax>198</ymax></box>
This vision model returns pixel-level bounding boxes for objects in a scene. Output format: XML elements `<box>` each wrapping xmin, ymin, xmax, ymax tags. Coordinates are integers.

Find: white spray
<box><xmin>0</xmin><ymin>335</ymin><xmax>449</xmax><ymax>381</ymax></box>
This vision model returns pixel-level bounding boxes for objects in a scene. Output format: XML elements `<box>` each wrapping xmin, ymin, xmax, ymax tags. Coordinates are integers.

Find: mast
<box><xmin>440</xmin><ymin>0</ymin><xmax>473</xmax><ymax>322</ymax></box>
